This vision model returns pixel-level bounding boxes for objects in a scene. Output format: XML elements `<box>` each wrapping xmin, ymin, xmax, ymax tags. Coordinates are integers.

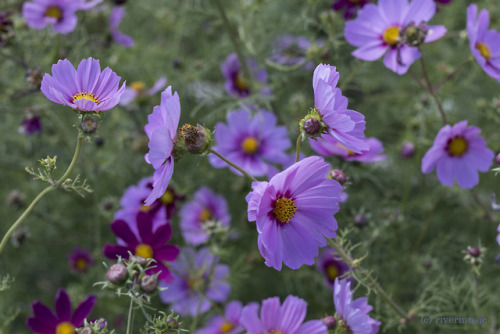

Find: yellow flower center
<box><xmin>241</xmin><ymin>137</ymin><xmax>259</xmax><ymax>154</ymax></box>
<box><xmin>139</xmin><ymin>205</ymin><xmax>151</xmax><ymax>212</ymax></box>
<box><xmin>130</xmin><ymin>81</ymin><xmax>145</xmax><ymax>92</ymax></box>
<box><xmin>447</xmin><ymin>137</ymin><xmax>468</xmax><ymax>157</ymax></box>
<box><xmin>383</xmin><ymin>26</ymin><xmax>400</xmax><ymax>46</ymax></box>
<box><xmin>73</xmin><ymin>92</ymin><xmax>99</xmax><ymax>105</ymax></box>
<box><xmin>475</xmin><ymin>42</ymin><xmax>491</xmax><ymax>61</ymax></box>
<box><xmin>220</xmin><ymin>321</ymin><xmax>235</xmax><ymax>333</ymax></box>
<box><xmin>135</xmin><ymin>244</ymin><xmax>153</xmax><ymax>259</ymax></box>
<box><xmin>235</xmin><ymin>74</ymin><xmax>249</xmax><ymax>91</ymax></box>
<box><xmin>199</xmin><ymin>208</ymin><xmax>212</xmax><ymax>222</ymax></box>
<box><xmin>273</xmin><ymin>198</ymin><xmax>297</xmax><ymax>223</ymax></box>
<box><xmin>326</xmin><ymin>264</ymin><xmax>339</xmax><ymax>281</ymax></box>
<box><xmin>75</xmin><ymin>258</ymin><xmax>87</xmax><ymax>271</ymax></box>
<box><xmin>45</xmin><ymin>6</ymin><xmax>62</xmax><ymax>21</ymax></box>
<box><xmin>187</xmin><ymin>275</ymin><xmax>202</xmax><ymax>289</ymax></box>
<box><xmin>160</xmin><ymin>190</ymin><xmax>174</xmax><ymax>205</ymax></box>
<box><xmin>268</xmin><ymin>331</ymin><xmax>285</xmax><ymax>334</ymax></box>
<box><xmin>56</xmin><ymin>322</ymin><xmax>75</xmax><ymax>334</ymax></box>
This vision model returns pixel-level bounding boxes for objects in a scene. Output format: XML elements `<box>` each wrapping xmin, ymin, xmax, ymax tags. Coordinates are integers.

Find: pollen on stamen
<box><xmin>241</xmin><ymin>137</ymin><xmax>259</xmax><ymax>154</ymax></box>
<box><xmin>383</xmin><ymin>26</ymin><xmax>400</xmax><ymax>46</ymax></box>
<box><xmin>73</xmin><ymin>92</ymin><xmax>99</xmax><ymax>105</ymax></box>
<box><xmin>135</xmin><ymin>243</ymin><xmax>153</xmax><ymax>259</ymax></box>
<box><xmin>273</xmin><ymin>197</ymin><xmax>297</xmax><ymax>223</ymax></box>
<box><xmin>475</xmin><ymin>42</ymin><xmax>491</xmax><ymax>61</ymax></box>
<box><xmin>45</xmin><ymin>6</ymin><xmax>62</xmax><ymax>21</ymax></box>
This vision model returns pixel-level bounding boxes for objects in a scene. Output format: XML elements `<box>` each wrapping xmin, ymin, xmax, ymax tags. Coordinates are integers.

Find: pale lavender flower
<box><xmin>119</xmin><ymin>77</ymin><xmax>167</xmax><ymax>105</ymax></box>
<box><xmin>196</xmin><ymin>301</ymin><xmax>244</xmax><ymax>334</ymax></box>
<box><xmin>310</xmin><ymin>134</ymin><xmax>386</xmax><ymax>163</ymax></box>
<box><xmin>109</xmin><ymin>6</ymin><xmax>134</xmax><ymax>48</ymax></box>
<box><xmin>221</xmin><ymin>53</ymin><xmax>271</xmax><ymax>98</ymax></box>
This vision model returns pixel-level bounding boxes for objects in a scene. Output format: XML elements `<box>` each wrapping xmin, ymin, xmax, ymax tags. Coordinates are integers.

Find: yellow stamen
<box><xmin>45</xmin><ymin>6</ymin><xmax>62</xmax><ymax>21</ymax></box>
<box><xmin>336</xmin><ymin>143</ymin><xmax>356</xmax><ymax>156</ymax></box>
<box><xmin>135</xmin><ymin>244</ymin><xmax>153</xmax><ymax>259</ymax></box>
<box><xmin>75</xmin><ymin>258</ymin><xmax>87</xmax><ymax>271</ymax></box>
<box><xmin>187</xmin><ymin>276</ymin><xmax>202</xmax><ymax>289</ymax></box>
<box><xmin>273</xmin><ymin>198</ymin><xmax>297</xmax><ymax>223</ymax></box>
<box><xmin>161</xmin><ymin>190</ymin><xmax>174</xmax><ymax>205</ymax></box>
<box><xmin>56</xmin><ymin>322</ymin><xmax>75</xmax><ymax>334</ymax></box>
<box><xmin>235</xmin><ymin>74</ymin><xmax>249</xmax><ymax>91</ymax></box>
<box><xmin>267</xmin><ymin>331</ymin><xmax>284</xmax><ymax>334</ymax></box>
<box><xmin>199</xmin><ymin>208</ymin><xmax>212</xmax><ymax>222</ymax></box>
<box><xmin>475</xmin><ymin>42</ymin><xmax>491</xmax><ymax>61</ymax></box>
<box><xmin>383</xmin><ymin>26</ymin><xmax>400</xmax><ymax>46</ymax></box>
<box><xmin>241</xmin><ymin>137</ymin><xmax>259</xmax><ymax>154</ymax></box>
<box><xmin>130</xmin><ymin>81</ymin><xmax>145</xmax><ymax>92</ymax></box>
<box><xmin>326</xmin><ymin>264</ymin><xmax>339</xmax><ymax>281</ymax></box>
<box><xmin>139</xmin><ymin>205</ymin><xmax>151</xmax><ymax>212</ymax></box>
<box><xmin>447</xmin><ymin>137</ymin><xmax>468</xmax><ymax>157</ymax></box>
<box><xmin>73</xmin><ymin>92</ymin><xmax>99</xmax><ymax>105</ymax></box>
<box><xmin>220</xmin><ymin>321</ymin><xmax>235</xmax><ymax>333</ymax></box>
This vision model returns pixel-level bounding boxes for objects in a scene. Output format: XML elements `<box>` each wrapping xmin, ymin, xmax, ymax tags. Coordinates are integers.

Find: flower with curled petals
<box><xmin>245</xmin><ymin>156</ymin><xmax>342</xmax><ymax>270</ymax></box>
<box><xmin>103</xmin><ymin>212</ymin><xmax>179</xmax><ymax>282</ymax></box>
<box><xmin>239</xmin><ymin>295</ymin><xmax>327</xmax><ymax>334</ymax></box>
<box><xmin>26</xmin><ymin>288</ymin><xmax>96</xmax><ymax>334</ymax></box>
<box><xmin>41</xmin><ymin>57</ymin><xmax>125</xmax><ymax>112</ymax></box>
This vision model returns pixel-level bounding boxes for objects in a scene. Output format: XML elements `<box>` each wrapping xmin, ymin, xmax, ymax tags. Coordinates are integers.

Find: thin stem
<box><xmin>213</xmin><ymin>0</ymin><xmax>252</xmax><ymax>83</ymax></box>
<box><xmin>208</xmin><ymin>149</ymin><xmax>257</xmax><ymax>182</ymax></box>
<box><xmin>474</xmin><ymin>273</ymin><xmax>481</xmax><ymax>313</ymax></box>
<box><xmin>470</xmin><ymin>189</ymin><xmax>494</xmax><ymax>223</ymax></box>
<box><xmin>418</xmin><ymin>57</ymin><xmax>447</xmax><ymax>125</ymax></box>
<box><xmin>0</xmin><ymin>134</ymin><xmax>84</xmax><ymax>256</ymax></box>
<box><xmin>340</xmin><ymin>61</ymin><xmax>363</xmax><ymax>90</ymax></box>
<box><xmin>295</xmin><ymin>135</ymin><xmax>301</xmax><ymax>163</ymax></box>
<box><xmin>126</xmin><ymin>295</ymin><xmax>134</xmax><ymax>334</ymax></box>
<box><xmin>433</xmin><ymin>57</ymin><xmax>473</xmax><ymax>92</ymax></box>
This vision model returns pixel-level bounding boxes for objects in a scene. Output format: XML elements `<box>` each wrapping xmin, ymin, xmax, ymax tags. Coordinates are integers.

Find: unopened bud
<box><xmin>179</xmin><ymin>124</ymin><xmax>212</xmax><ymax>154</ymax></box>
<box><xmin>6</xmin><ymin>190</ymin><xmax>25</xmax><ymax>210</ymax></box>
<box><xmin>26</xmin><ymin>68</ymin><xmax>43</xmax><ymax>89</ymax></box>
<box><xmin>107</xmin><ymin>263</ymin><xmax>128</xmax><ymax>285</ymax></box>
<box><xmin>495</xmin><ymin>153</ymin><xmax>500</xmax><ymax>165</ymax></box>
<box><xmin>140</xmin><ymin>275</ymin><xmax>158</xmax><ymax>293</ymax></box>
<box><xmin>329</xmin><ymin>169</ymin><xmax>346</xmax><ymax>185</ymax></box>
<box><xmin>495</xmin><ymin>253</ymin><xmax>500</xmax><ymax>265</ymax></box>
<box><xmin>11</xmin><ymin>227</ymin><xmax>30</xmax><ymax>247</ymax></box>
<box><xmin>79</xmin><ymin>328</ymin><xmax>93</xmax><ymax>334</ymax></box>
<box><xmin>467</xmin><ymin>247</ymin><xmax>481</xmax><ymax>257</ymax></box>
<box><xmin>131</xmin><ymin>255</ymin><xmax>148</xmax><ymax>266</ymax></box>
<box><xmin>354</xmin><ymin>214</ymin><xmax>368</xmax><ymax>227</ymax></box>
<box><xmin>401</xmin><ymin>141</ymin><xmax>415</xmax><ymax>158</ymax></box>
<box><xmin>322</xmin><ymin>315</ymin><xmax>336</xmax><ymax>329</ymax></box>
<box><xmin>303</xmin><ymin>118</ymin><xmax>320</xmax><ymax>135</ymax></box>
<box><xmin>167</xmin><ymin>317</ymin><xmax>180</xmax><ymax>330</ymax></box>
<box><xmin>81</xmin><ymin>118</ymin><xmax>98</xmax><ymax>134</ymax></box>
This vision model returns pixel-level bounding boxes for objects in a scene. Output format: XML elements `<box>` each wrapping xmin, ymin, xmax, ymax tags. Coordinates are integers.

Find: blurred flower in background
<box><xmin>221</xmin><ymin>53</ymin><xmax>271</xmax><ymax>98</ymax></box>
<box><xmin>67</xmin><ymin>247</ymin><xmax>94</xmax><ymax>274</ymax></box>
<box><xmin>196</xmin><ymin>301</ymin><xmax>245</xmax><ymax>334</ymax></box>
<box><xmin>331</xmin><ymin>0</ymin><xmax>373</xmax><ymax>20</ymax></box>
<box><xmin>119</xmin><ymin>77</ymin><xmax>167</xmax><ymax>105</ymax></box>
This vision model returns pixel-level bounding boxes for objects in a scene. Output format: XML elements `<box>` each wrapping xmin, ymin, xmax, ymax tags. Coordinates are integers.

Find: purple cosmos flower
<box><xmin>246</xmin><ymin>156</ymin><xmax>342</xmax><ymax>270</ymax></box>
<box><xmin>221</xmin><ymin>53</ymin><xmax>271</xmax><ymax>98</ymax></box>
<box><xmin>119</xmin><ymin>77</ymin><xmax>167</xmax><ymax>105</ymax></box>
<box><xmin>22</xmin><ymin>0</ymin><xmax>101</xmax><ymax>34</ymax></box>
<box><xmin>421</xmin><ymin>121</ymin><xmax>494</xmax><ymax>189</ymax></box>
<box><xmin>26</xmin><ymin>288</ymin><xmax>96</xmax><ymax>334</ymax></box>
<box><xmin>333</xmin><ymin>278</ymin><xmax>380</xmax><ymax>334</ymax></box>
<box><xmin>401</xmin><ymin>141</ymin><xmax>416</xmax><ymax>158</ymax></box>
<box><xmin>345</xmin><ymin>0</ymin><xmax>447</xmax><ymax>74</ymax></box>
<box><xmin>310</xmin><ymin>134</ymin><xmax>386</xmax><ymax>163</ymax></box>
<box><xmin>67</xmin><ymin>247</ymin><xmax>94</xmax><ymax>273</ymax></box>
<box><xmin>467</xmin><ymin>4</ymin><xmax>500</xmax><ymax>82</ymax></box>
<box><xmin>240</xmin><ymin>295</ymin><xmax>327</xmax><ymax>334</ymax></box>
<box><xmin>180</xmin><ymin>186</ymin><xmax>230</xmax><ymax>245</ymax></box>
<box><xmin>103</xmin><ymin>212</ymin><xmax>180</xmax><ymax>282</ymax></box>
<box><xmin>19</xmin><ymin>114</ymin><xmax>42</xmax><ymax>136</ymax></box>
<box><xmin>310</xmin><ymin>64</ymin><xmax>368</xmax><ymax>153</ymax></box>
<box><xmin>332</xmin><ymin>0</ymin><xmax>373</xmax><ymax>20</ymax></box>
<box><xmin>197</xmin><ymin>301</ymin><xmax>244</xmax><ymax>334</ymax></box>
<box><xmin>41</xmin><ymin>57</ymin><xmax>125</xmax><ymax>112</ymax></box>
<box><xmin>109</xmin><ymin>6</ymin><xmax>134</xmax><ymax>48</ymax></box>
<box><xmin>209</xmin><ymin>109</ymin><xmax>291</xmax><ymax>177</ymax></box>
<box><xmin>144</xmin><ymin>86</ymin><xmax>180</xmax><ymax>206</ymax></box>
<box><xmin>496</xmin><ymin>224</ymin><xmax>500</xmax><ymax>246</ymax></box>
<box><xmin>159</xmin><ymin>247</ymin><xmax>230</xmax><ymax>316</ymax></box>
<box><xmin>317</xmin><ymin>247</ymin><xmax>352</xmax><ymax>288</ymax></box>
<box><xmin>270</xmin><ymin>35</ymin><xmax>324</xmax><ymax>70</ymax></box>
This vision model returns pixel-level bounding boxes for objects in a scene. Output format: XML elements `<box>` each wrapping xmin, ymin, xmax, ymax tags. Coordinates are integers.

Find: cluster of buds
<box><xmin>399</xmin><ymin>21</ymin><xmax>429</xmax><ymax>47</ymax></box>
<box><xmin>142</xmin><ymin>311</ymin><xmax>187</xmax><ymax>334</ymax></box>
<box><xmin>77</xmin><ymin>318</ymin><xmax>114</xmax><ymax>334</ymax></box>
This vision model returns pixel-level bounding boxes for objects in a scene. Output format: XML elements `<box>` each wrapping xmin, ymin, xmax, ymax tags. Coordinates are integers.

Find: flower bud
<box><xmin>95</xmin><ymin>137</ymin><xmax>104</xmax><ymax>147</ymax></box>
<box><xmin>495</xmin><ymin>253</ymin><xmax>500</xmax><ymax>265</ymax></box>
<box><xmin>467</xmin><ymin>247</ymin><xmax>481</xmax><ymax>257</ymax></box>
<box><xmin>6</xmin><ymin>190</ymin><xmax>25</xmax><ymax>210</ymax></box>
<box><xmin>26</xmin><ymin>68</ymin><xmax>44</xmax><ymax>89</ymax></box>
<box><xmin>140</xmin><ymin>275</ymin><xmax>158</xmax><ymax>293</ymax></box>
<box><xmin>354</xmin><ymin>214</ymin><xmax>368</xmax><ymax>227</ymax></box>
<box><xmin>11</xmin><ymin>227</ymin><xmax>30</xmax><ymax>247</ymax></box>
<box><xmin>322</xmin><ymin>315</ymin><xmax>336</xmax><ymax>329</ymax></box>
<box><xmin>107</xmin><ymin>263</ymin><xmax>128</xmax><ymax>285</ymax></box>
<box><xmin>495</xmin><ymin>153</ymin><xmax>500</xmax><ymax>166</ymax></box>
<box><xmin>179</xmin><ymin>124</ymin><xmax>212</xmax><ymax>154</ymax></box>
<box><xmin>81</xmin><ymin>118</ymin><xmax>98</xmax><ymax>134</ymax></box>
<box><xmin>131</xmin><ymin>255</ymin><xmax>148</xmax><ymax>266</ymax></box>
<box><xmin>329</xmin><ymin>169</ymin><xmax>346</xmax><ymax>185</ymax></box>
<box><xmin>401</xmin><ymin>141</ymin><xmax>415</xmax><ymax>158</ymax></box>
<box><xmin>303</xmin><ymin>118</ymin><xmax>320</xmax><ymax>135</ymax></box>
<box><xmin>79</xmin><ymin>327</ymin><xmax>93</xmax><ymax>334</ymax></box>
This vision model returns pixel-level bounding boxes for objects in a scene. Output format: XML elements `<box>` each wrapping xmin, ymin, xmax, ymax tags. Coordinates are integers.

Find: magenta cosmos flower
<box><xmin>309</xmin><ymin>64</ymin><xmax>368</xmax><ymax>154</ymax></box>
<box><xmin>332</xmin><ymin>0</ymin><xmax>373</xmax><ymax>20</ymax></box>
<box><xmin>334</xmin><ymin>278</ymin><xmax>380</xmax><ymax>334</ymax></box>
<box><xmin>180</xmin><ymin>186</ymin><xmax>231</xmax><ymax>245</ymax></box>
<box><xmin>103</xmin><ymin>212</ymin><xmax>180</xmax><ymax>282</ymax></box>
<box><xmin>26</xmin><ymin>288</ymin><xmax>96</xmax><ymax>334</ymax></box>
<box><xmin>310</xmin><ymin>134</ymin><xmax>386</xmax><ymax>163</ymax></box>
<box><xmin>144</xmin><ymin>86</ymin><xmax>180</xmax><ymax>206</ymax></box>
<box><xmin>22</xmin><ymin>0</ymin><xmax>101</xmax><ymax>34</ymax></box>
<box><xmin>246</xmin><ymin>156</ymin><xmax>342</xmax><ymax>270</ymax></box>
<box><xmin>109</xmin><ymin>6</ymin><xmax>134</xmax><ymax>48</ymax></box>
<box><xmin>467</xmin><ymin>4</ymin><xmax>500</xmax><ymax>82</ymax></box>
<box><xmin>345</xmin><ymin>0</ymin><xmax>446</xmax><ymax>74</ymax></box>
<box><xmin>317</xmin><ymin>247</ymin><xmax>352</xmax><ymax>288</ymax></box>
<box><xmin>240</xmin><ymin>295</ymin><xmax>327</xmax><ymax>334</ymax></box>
<box><xmin>209</xmin><ymin>109</ymin><xmax>291</xmax><ymax>177</ymax></box>
<box><xmin>120</xmin><ymin>77</ymin><xmax>167</xmax><ymax>105</ymax></box>
<box><xmin>67</xmin><ymin>247</ymin><xmax>93</xmax><ymax>273</ymax></box>
<box><xmin>197</xmin><ymin>301</ymin><xmax>244</xmax><ymax>334</ymax></box>
<box><xmin>421</xmin><ymin>121</ymin><xmax>494</xmax><ymax>189</ymax></box>
<box><xmin>497</xmin><ymin>224</ymin><xmax>500</xmax><ymax>246</ymax></box>
<box><xmin>159</xmin><ymin>247</ymin><xmax>230</xmax><ymax>316</ymax></box>
<box><xmin>221</xmin><ymin>53</ymin><xmax>271</xmax><ymax>98</ymax></box>
<box><xmin>41</xmin><ymin>57</ymin><xmax>125</xmax><ymax>112</ymax></box>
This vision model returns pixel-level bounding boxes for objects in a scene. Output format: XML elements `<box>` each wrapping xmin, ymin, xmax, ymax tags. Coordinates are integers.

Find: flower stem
<box><xmin>208</xmin><ymin>149</ymin><xmax>258</xmax><ymax>182</ymax></box>
<box><xmin>295</xmin><ymin>135</ymin><xmax>301</xmax><ymax>163</ymax></box>
<box><xmin>432</xmin><ymin>57</ymin><xmax>473</xmax><ymax>92</ymax></box>
<box><xmin>0</xmin><ymin>133</ymin><xmax>84</xmax><ymax>256</ymax></box>
<box><xmin>418</xmin><ymin>56</ymin><xmax>447</xmax><ymax>125</ymax></box>
<box><xmin>474</xmin><ymin>273</ymin><xmax>481</xmax><ymax>313</ymax></box>
<box><xmin>126</xmin><ymin>295</ymin><xmax>135</xmax><ymax>334</ymax></box>
<box><xmin>470</xmin><ymin>189</ymin><xmax>494</xmax><ymax>223</ymax></box>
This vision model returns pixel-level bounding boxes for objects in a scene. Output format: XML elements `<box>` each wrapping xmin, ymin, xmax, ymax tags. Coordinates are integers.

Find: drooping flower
<box><xmin>221</xmin><ymin>53</ymin><xmax>271</xmax><ymax>98</ymax></box>
<box><xmin>466</xmin><ymin>4</ymin><xmax>500</xmax><ymax>82</ymax></box>
<box><xmin>345</xmin><ymin>0</ymin><xmax>447</xmax><ymax>74</ymax></box>
<box><xmin>333</xmin><ymin>278</ymin><xmax>380</xmax><ymax>334</ymax></box>
<box><xmin>209</xmin><ymin>109</ymin><xmax>291</xmax><ymax>177</ymax></box>
<box><xmin>317</xmin><ymin>248</ymin><xmax>352</xmax><ymax>288</ymax></box>
<box><xmin>22</xmin><ymin>0</ymin><xmax>102</xmax><ymax>34</ymax></box>
<box><xmin>109</xmin><ymin>6</ymin><xmax>134</xmax><ymax>48</ymax></box>
<box><xmin>421</xmin><ymin>121</ymin><xmax>494</xmax><ymax>189</ymax></box>
<box><xmin>197</xmin><ymin>301</ymin><xmax>244</xmax><ymax>334</ymax></box>
<box><xmin>310</xmin><ymin>134</ymin><xmax>386</xmax><ymax>163</ymax></box>
<box><xmin>40</xmin><ymin>57</ymin><xmax>125</xmax><ymax>112</ymax></box>
<box><xmin>246</xmin><ymin>156</ymin><xmax>342</xmax><ymax>270</ymax></box>
<box><xmin>67</xmin><ymin>247</ymin><xmax>94</xmax><ymax>273</ymax></box>
<box><xmin>26</xmin><ymin>288</ymin><xmax>96</xmax><ymax>334</ymax></box>
<box><xmin>269</xmin><ymin>35</ymin><xmax>324</xmax><ymax>71</ymax></box>
<box><xmin>304</xmin><ymin>64</ymin><xmax>368</xmax><ymax>154</ymax></box>
<box><xmin>159</xmin><ymin>247</ymin><xmax>230</xmax><ymax>316</ymax></box>
<box><xmin>332</xmin><ymin>0</ymin><xmax>373</xmax><ymax>20</ymax></box>
<box><xmin>19</xmin><ymin>114</ymin><xmax>42</xmax><ymax>136</ymax></box>
<box><xmin>180</xmin><ymin>186</ymin><xmax>230</xmax><ymax>245</ymax></box>
<box><xmin>103</xmin><ymin>212</ymin><xmax>180</xmax><ymax>282</ymax></box>
<box><xmin>119</xmin><ymin>77</ymin><xmax>167</xmax><ymax>105</ymax></box>
<box><xmin>144</xmin><ymin>86</ymin><xmax>181</xmax><ymax>206</ymax></box>
<box><xmin>239</xmin><ymin>295</ymin><xmax>327</xmax><ymax>334</ymax></box>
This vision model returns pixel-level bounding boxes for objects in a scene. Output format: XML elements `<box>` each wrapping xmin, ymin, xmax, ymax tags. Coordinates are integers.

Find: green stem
<box><xmin>470</xmin><ymin>189</ymin><xmax>494</xmax><ymax>223</ymax></box>
<box><xmin>418</xmin><ymin>56</ymin><xmax>447</xmax><ymax>125</ymax></box>
<box><xmin>340</xmin><ymin>61</ymin><xmax>363</xmax><ymax>90</ymax></box>
<box><xmin>209</xmin><ymin>149</ymin><xmax>257</xmax><ymax>182</ymax></box>
<box><xmin>0</xmin><ymin>134</ymin><xmax>84</xmax><ymax>256</ymax></box>
<box><xmin>474</xmin><ymin>273</ymin><xmax>481</xmax><ymax>313</ymax></box>
<box><xmin>126</xmin><ymin>295</ymin><xmax>134</xmax><ymax>334</ymax></box>
<box><xmin>295</xmin><ymin>135</ymin><xmax>301</xmax><ymax>163</ymax></box>
<box><xmin>433</xmin><ymin>57</ymin><xmax>473</xmax><ymax>92</ymax></box>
